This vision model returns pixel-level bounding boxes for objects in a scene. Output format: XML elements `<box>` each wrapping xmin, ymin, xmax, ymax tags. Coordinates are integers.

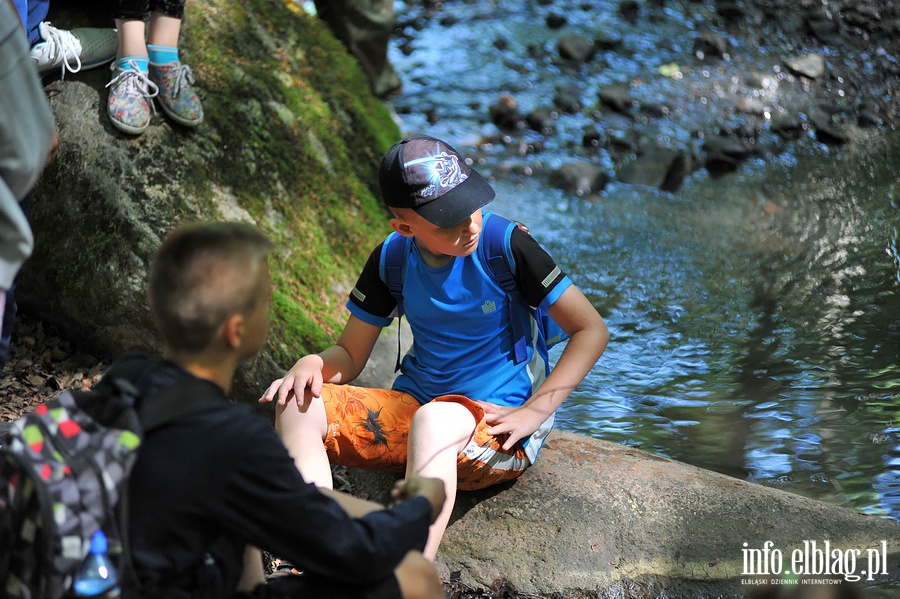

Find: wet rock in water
<box><xmin>805</xmin><ymin>6</ymin><xmax>842</xmax><ymax>42</ymax></box>
<box><xmin>715</xmin><ymin>0</ymin><xmax>746</xmax><ymax>23</ymax></box>
<box><xmin>702</xmin><ymin>135</ymin><xmax>751</xmax><ymax>173</ymax></box>
<box><xmin>746</xmin><ymin>71</ymin><xmax>778</xmax><ymax>91</ymax></box>
<box><xmin>618</xmin><ymin>0</ymin><xmax>641</xmax><ymax>23</ymax></box>
<box><xmin>488</xmin><ymin>94</ymin><xmax>521</xmax><ymax>130</ymax></box>
<box><xmin>808</xmin><ymin>108</ymin><xmax>849</xmax><ymax>144</ymax></box>
<box><xmin>582</xmin><ymin>125</ymin><xmax>605</xmax><ymax>148</ymax></box>
<box><xmin>784</xmin><ymin>53</ymin><xmax>825</xmax><ymax>79</ymax></box>
<box><xmin>692</xmin><ymin>31</ymin><xmax>729</xmax><ymax>61</ymax></box>
<box><xmin>769</xmin><ymin>113</ymin><xmax>807</xmax><ymax>140</ymax></box>
<box><xmin>844</xmin><ymin>4</ymin><xmax>881</xmax><ymax>31</ymax></box>
<box><xmin>553</xmin><ymin>84</ymin><xmax>583</xmax><ymax>114</ymax></box>
<box><xmin>525</xmin><ymin>107</ymin><xmax>557</xmax><ymax>135</ymax></box>
<box><xmin>550</xmin><ymin>162</ymin><xmax>610</xmax><ymax>197</ymax></box>
<box><xmin>492</xmin><ymin>36</ymin><xmax>508</xmax><ymax>51</ymax></box>
<box><xmin>545</xmin><ymin>12</ymin><xmax>566</xmax><ymax>29</ymax></box>
<box><xmin>606</xmin><ymin>127</ymin><xmax>639</xmax><ymax>156</ymax></box>
<box><xmin>857</xmin><ymin>101</ymin><xmax>885</xmax><ymax>128</ymax></box>
<box><xmin>616</xmin><ymin>144</ymin><xmax>692</xmax><ymax>192</ymax></box>
<box><xmin>597</xmin><ymin>83</ymin><xmax>632</xmax><ymax>115</ymax></box>
<box><xmin>557</xmin><ymin>34</ymin><xmax>595</xmax><ymax>62</ymax></box>
<box><xmin>593</xmin><ymin>33</ymin><xmax>624</xmax><ymax>52</ymax></box>
<box><xmin>737</xmin><ymin>97</ymin><xmax>771</xmax><ymax>116</ymax></box>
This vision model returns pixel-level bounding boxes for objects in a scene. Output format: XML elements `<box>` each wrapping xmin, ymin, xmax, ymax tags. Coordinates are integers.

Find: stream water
<box><xmin>369</xmin><ymin>0</ymin><xmax>900</xmax><ymax>586</ymax></box>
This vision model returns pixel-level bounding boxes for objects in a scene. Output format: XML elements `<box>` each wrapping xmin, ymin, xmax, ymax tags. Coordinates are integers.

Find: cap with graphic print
<box><xmin>379</xmin><ymin>135</ymin><xmax>495</xmax><ymax>228</ymax></box>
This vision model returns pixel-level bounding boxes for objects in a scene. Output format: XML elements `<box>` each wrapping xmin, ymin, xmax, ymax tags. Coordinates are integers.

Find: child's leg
<box><xmin>276</xmin><ymin>385</ymin><xmax>419</xmax><ymax>487</ymax></box>
<box><xmin>236</xmin><ymin>545</ymin><xmax>265</xmax><ymax>592</ymax></box>
<box><xmin>147</xmin><ymin>12</ymin><xmax>181</xmax><ymax>47</ymax></box>
<box><xmin>406</xmin><ymin>401</ymin><xmax>477</xmax><ymax>560</ymax></box>
<box><xmin>275</xmin><ymin>392</ymin><xmax>333</xmax><ymax>487</ymax></box>
<box><xmin>115</xmin><ymin>19</ymin><xmax>148</xmax><ymax>59</ymax></box>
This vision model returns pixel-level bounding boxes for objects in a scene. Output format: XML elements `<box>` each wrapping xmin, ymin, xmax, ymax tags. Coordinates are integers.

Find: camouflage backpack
<box><xmin>0</xmin><ymin>356</ymin><xmax>220</xmax><ymax>599</ymax></box>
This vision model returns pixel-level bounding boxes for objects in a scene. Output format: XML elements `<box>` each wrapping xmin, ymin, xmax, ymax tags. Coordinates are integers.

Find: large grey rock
<box><xmin>17</xmin><ymin>0</ymin><xmax>399</xmax><ymax>402</ymax></box>
<box><xmin>345</xmin><ymin>432</ymin><xmax>900</xmax><ymax>597</ymax></box>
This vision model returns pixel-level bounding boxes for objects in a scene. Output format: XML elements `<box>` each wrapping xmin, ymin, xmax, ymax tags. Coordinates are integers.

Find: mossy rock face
<box><xmin>20</xmin><ymin>0</ymin><xmax>399</xmax><ymax>400</ymax></box>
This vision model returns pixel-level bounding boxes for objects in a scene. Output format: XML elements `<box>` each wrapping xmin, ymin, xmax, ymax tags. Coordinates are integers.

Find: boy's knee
<box><xmin>412</xmin><ymin>401</ymin><xmax>475</xmax><ymax>432</ymax></box>
<box><xmin>395</xmin><ymin>551</ymin><xmax>445</xmax><ymax>599</ymax></box>
<box><xmin>274</xmin><ymin>394</ymin><xmax>327</xmax><ymax>437</ymax></box>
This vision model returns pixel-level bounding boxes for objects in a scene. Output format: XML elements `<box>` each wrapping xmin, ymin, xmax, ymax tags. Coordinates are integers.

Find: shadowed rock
<box><xmin>558</xmin><ymin>34</ymin><xmax>596</xmax><ymax>62</ymax></box>
<box><xmin>785</xmin><ymin>53</ymin><xmax>826</xmax><ymax>79</ymax></box>
<box><xmin>616</xmin><ymin>145</ymin><xmax>691</xmax><ymax>192</ymax></box>
<box><xmin>550</xmin><ymin>162</ymin><xmax>610</xmax><ymax>197</ymax></box>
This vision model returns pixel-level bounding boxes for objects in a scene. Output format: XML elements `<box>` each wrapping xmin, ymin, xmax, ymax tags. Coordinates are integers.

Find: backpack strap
<box><xmin>102</xmin><ymin>354</ymin><xmax>229</xmax><ymax>599</ymax></box>
<box><xmin>478</xmin><ymin>213</ymin><xmax>530</xmax><ymax>364</ymax></box>
<box><xmin>382</xmin><ymin>232</ymin><xmax>409</xmax><ymax>318</ymax></box>
<box><xmin>381</xmin><ymin>232</ymin><xmax>411</xmax><ymax>372</ymax></box>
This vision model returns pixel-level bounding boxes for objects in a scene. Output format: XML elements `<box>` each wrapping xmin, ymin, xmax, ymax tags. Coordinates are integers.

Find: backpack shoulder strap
<box><xmin>478</xmin><ymin>213</ymin><xmax>529</xmax><ymax>364</ymax></box>
<box><xmin>103</xmin><ymin>353</ymin><xmax>226</xmax><ymax>434</ymax></box>
<box><xmin>381</xmin><ymin>231</ymin><xmax>410</xmax><ymax>318</ymax></box>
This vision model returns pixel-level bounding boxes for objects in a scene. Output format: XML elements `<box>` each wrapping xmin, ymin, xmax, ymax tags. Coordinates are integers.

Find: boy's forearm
<box><xmin>528</xmin><ymin>320</ymin><xmax>609</xmax><ymax>414</ymax></box>
<box><xmin>317</xmin><ymin>345</ymin><xmax>365</xmax><ymax>384</ymax></box>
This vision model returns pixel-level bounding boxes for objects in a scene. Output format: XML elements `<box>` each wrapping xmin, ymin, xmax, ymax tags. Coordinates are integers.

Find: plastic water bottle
<box><xmin>70</xmin><ymin>530</ymin><xmax>121</xmax><ymax>597</ymax></box>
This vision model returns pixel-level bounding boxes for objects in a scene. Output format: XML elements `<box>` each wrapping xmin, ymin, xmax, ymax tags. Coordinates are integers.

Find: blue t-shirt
<box><xmin>348</xmin><ymin>212</ymin><xmax>571</xmax><ymax>409</ymax></box>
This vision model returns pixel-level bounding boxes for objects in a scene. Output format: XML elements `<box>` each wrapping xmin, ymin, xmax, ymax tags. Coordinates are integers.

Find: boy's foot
<box><xmin>106</xmin><ymin>61</ymin><xmax>159</xmax><ymax>135</ymax></box>
<box><xmin>148</xmin><ymin>62</ymin><xmax>204</xmax><ymax>128</ymax></box>
<box><xmin>30</xmin><ymin>22</ymin><xmax>117</xmax><ymax>79</ymax></box>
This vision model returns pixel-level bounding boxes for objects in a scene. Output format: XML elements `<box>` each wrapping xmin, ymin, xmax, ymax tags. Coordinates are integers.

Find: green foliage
<box><xmin>180</xmin><ymin>0</ymin><xmax>399</xmax><ymax>366</ymax></box>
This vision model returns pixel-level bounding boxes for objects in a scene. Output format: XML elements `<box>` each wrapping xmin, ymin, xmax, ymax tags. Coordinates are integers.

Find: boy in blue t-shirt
<box><xmin>261</xmin><ymin>135</ymin><xmax>609</xmax><ymax>558</ymax></box>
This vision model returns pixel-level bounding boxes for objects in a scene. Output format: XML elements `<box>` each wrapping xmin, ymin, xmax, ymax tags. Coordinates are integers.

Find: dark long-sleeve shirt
<box><xmin>121</xmin><ymin>358</ymin><xmax>431</xmax><ymax>596</ymax></box>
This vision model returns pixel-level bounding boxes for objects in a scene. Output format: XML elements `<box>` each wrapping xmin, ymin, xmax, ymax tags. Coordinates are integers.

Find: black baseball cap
<box><xmin>378</xmin><ymin>135</ymin><xmax>495</xmax><ymax>228</ymax></box>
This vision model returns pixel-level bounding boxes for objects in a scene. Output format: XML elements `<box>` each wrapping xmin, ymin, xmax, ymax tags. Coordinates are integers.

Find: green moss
<box><xmin>177</xmin><ymin>0</ymin><xmax>399</xmax><ymax>365</ymax></box>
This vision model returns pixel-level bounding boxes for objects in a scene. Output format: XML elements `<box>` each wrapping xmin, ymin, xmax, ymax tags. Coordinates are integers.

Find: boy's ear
<box><xmin>389</xmin><ymin>217</ymin><xmax>415</xmax><ymax>238</ymax></box>
<box><xmin>222</xmin><ymin>313</ymin><xmax>245</xmax><ymax>349</ymax></box>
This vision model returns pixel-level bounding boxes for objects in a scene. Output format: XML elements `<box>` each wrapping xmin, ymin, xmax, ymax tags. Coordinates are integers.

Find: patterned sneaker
<box><xmin>149</xmin><ymin>61</ymin><xmax>203</xmax><ymax>128</ymax></box>
<box><xmin>30</xmin><ymin>22</ymin><xmax>117</xmax><ymax>79</ymax></box>
<box><xmin>106</xmin><ymin>61</ymin><xmax>159</xmax><ymax>135</ymax></box>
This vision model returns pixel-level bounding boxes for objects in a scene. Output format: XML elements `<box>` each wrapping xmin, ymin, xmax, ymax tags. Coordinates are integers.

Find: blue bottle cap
<box><xmin>89</xmin><ymin>530</ymin><xmax>108</xmax><ymax>555</ymax></box>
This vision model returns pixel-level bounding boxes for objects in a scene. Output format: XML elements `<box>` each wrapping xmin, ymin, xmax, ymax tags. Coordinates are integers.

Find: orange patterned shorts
<box><xmin>320</xmin><ymin>384</ymin><xmax>530</xmax><ymax>491</ymax></box>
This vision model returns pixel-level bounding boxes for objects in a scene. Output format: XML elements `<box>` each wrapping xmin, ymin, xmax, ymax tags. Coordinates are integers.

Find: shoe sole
<box><xmin>157</xmin><ymin>100</ymin><xmax>203</xmax><ymax>129</ymax></box>
<box><xmin>108</xmin><ymin>114</ymin><xmax>150</xmax><ymax>135</ymax></box>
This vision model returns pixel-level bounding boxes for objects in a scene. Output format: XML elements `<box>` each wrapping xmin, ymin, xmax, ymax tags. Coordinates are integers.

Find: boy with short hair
<box><xmin>114</xmin><ymin>221</ymin><xmax>446</xmax><ymax>598</ymax></box>
<box><xmin>262</xmin><ymin>135</ymin><xmax>609</xmax><ymax>558</ymax></box>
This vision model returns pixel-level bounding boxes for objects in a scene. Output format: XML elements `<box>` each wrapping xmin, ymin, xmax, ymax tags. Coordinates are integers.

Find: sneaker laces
<box><xmin>167</xmin><ymin>63</ymin><xmax>196</xmax><ymax>98</ymax></box>
<box><xmin>106</xmin><ymin>60</ymin><xmax>160</xmax><ymax>113</ymax></box>
<box><xmin>41</xmin><ymin>23</ymin><xmax>82</xmax><ymax>79</ymax></box>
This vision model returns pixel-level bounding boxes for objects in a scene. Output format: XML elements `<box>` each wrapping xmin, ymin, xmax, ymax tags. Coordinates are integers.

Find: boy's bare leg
<box><xmin>395</xmin><ymin>551</ymin><xmax>447</xmax><ymax>599</ymax></box>
<box><xmin>406</xmin><ymin>402</ymin><xmax>477</xmax><ymax>560</ymax></box>
<box><xmin>147</xmin><ymin>13</ymin><xmax>181</xmax><ymax>47</ymax></box>
<box><xmin>275</xmin><ymin>395</ymin><xmax>334</xmax><ymax>487</ymax></box>
<box><xmin>236</xmin><ymin>545</ymin><xmax>265</xmax><ymax>591</ymax></box>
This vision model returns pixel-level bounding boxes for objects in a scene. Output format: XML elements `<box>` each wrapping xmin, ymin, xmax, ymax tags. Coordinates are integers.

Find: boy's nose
<box><xmin>461</xmin><ymin>216</ymin><xmax>479</xmax><ymax>235</ymax></box>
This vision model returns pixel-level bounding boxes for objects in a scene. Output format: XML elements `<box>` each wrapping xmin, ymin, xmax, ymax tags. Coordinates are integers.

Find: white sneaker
<box><xmin>30</xmin><ymin>22</ymin><xmax>117</xmax><ymax>79</ymax></box>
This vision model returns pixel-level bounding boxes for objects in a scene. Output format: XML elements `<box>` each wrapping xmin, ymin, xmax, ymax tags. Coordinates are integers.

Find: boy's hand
<box><xmin>391</xmin><ymin>476</ymin><xmax>446</xmax><ymax>523</ymax></box>
<box><xmin>477</xmin><ymin>401</ymin><xmax>550</xmax><ymax>451</ymax></box>
<box><xmin>259</xmin><ymin>355</ymin><xmax>325</xmax><ymax>410</ymax></box>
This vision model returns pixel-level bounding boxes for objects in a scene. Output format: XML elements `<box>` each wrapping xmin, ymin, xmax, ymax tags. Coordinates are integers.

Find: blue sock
<box><xmin>116</xmin><ymin>56</ymin><xmax>149</xmax><ymax>72</ymax></box>
<box><xmin>147</xmin><ymin>44</ymin><xmax>179</xmax><ymax>65</ymax></box>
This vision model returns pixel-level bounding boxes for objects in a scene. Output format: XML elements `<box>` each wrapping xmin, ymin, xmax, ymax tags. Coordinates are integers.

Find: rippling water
<box><xmin>379</xmin><ymin>0</ymin><xmax>900</xmax><ymax>548</ymax></box>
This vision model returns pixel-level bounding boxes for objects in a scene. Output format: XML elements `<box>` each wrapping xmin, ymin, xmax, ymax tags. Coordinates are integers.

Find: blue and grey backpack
<box><xmin>381</xmin><ymin>211</ymin><xmax>569</xmax><ymax>373</ymax></box>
